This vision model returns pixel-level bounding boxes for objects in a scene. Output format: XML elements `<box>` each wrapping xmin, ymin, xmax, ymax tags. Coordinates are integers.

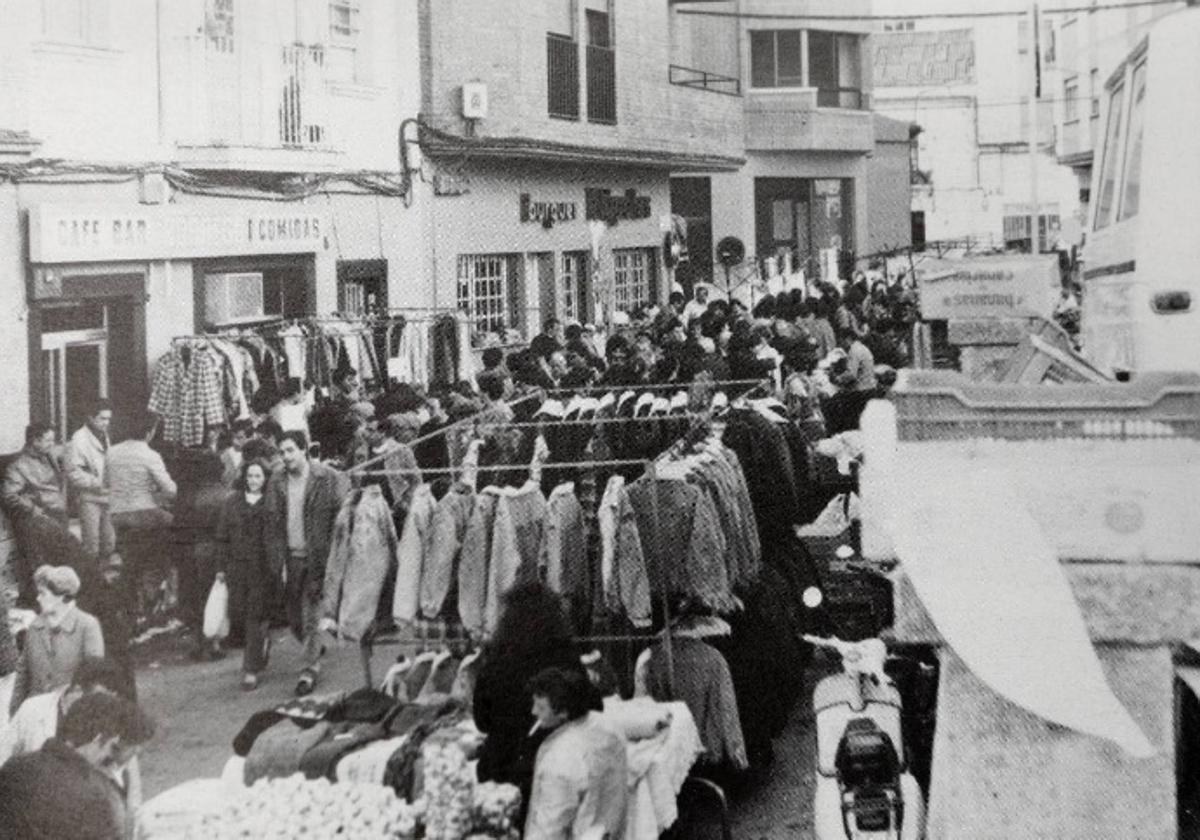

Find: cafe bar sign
<box><xmin>28</xmin><ymin>203</ymin><xmax>328</xmax><ymax>264</ymax></box>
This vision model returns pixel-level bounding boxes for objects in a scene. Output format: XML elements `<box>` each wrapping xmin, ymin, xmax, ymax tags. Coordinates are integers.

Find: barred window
<box><xmin>457</xmin><ymin>254</ymin><xmax>517</xmax><ymax>337</ymax></box>
<box><xmin>612</xmin><ymin>248</ymin><xmax>654</xmax><ymax>314</ymax></box>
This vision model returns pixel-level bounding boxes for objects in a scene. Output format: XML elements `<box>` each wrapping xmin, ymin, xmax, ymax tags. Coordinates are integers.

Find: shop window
<box><xmin>42</xmin><ymin>0</ymin><xmax>109</xmax><ymax>46</ymax></box>
<box><xmin>1094</xmin><ymin>82</ymin><xmax>1125</xmax><ymax>230</ymax></box>
<box><xmin>755</xmin><ymin>177</ymin><xmax>854</xmax><ymax>268</ymax></box>
<box><xmin>1002</xmin><ymin>212</ymin><xmax>1059</xmax><ymax>253</ymax></box>
<box><xmin>1118</xmin><ymin>61</ymin><xmax>1146</xmax><ymax>222</ymax></box>
<box><xmin>612</xmin><ymin>248</ymin><xmax>655</xmax><ymax>315</ymax></box>
<box><xmin>457</xmin><ymin>254</ymin><xmax>520</xmax><ymax>339</ymax></box>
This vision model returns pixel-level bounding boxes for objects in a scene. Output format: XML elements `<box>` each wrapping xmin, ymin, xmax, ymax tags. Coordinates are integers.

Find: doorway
<box><xmin>754</xmin><ymin>177</ymin><xmax>854</xmax><ymax>276</ymax></box>
<box><xmin>669</xmin><ymin>177</ymin><xmax>714</xmax><ymax>296</ymax></box>
<box><xmin>36</xmin><ymin>295</ymin><xmax>143</xmax><ymax>442</ymax></box>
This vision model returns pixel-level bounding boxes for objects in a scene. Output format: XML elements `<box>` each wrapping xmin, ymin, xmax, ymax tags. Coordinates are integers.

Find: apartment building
<box><xmin>667</xmin><ymin>0</ymin><xmax>910</xmax><ymax>295</ymax></box>
<box><xmin>416</xmin><ymin>0</ymin><xmax>745</xmax><ymax>335</ymax></box>
<box><xmin>0</xmin><ymin>0</ymin><xmax>425</xmax><ymax>449</ymax></box>
<box><xmin>872</xmin><ymin>14</ymin><xmax>1079</xmax><ymax>252</ymax></box>
<box><xmin>1052</xmin><ymin>1</ymin><xmax>1185</xmax><ymax>223</ymax></box>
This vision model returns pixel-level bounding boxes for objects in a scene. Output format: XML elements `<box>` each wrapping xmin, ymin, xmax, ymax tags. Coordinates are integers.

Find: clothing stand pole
<box><xmin>645</xmin><ymin>459</ymin><xmax>675</xmax><ymax>701</ymax></box>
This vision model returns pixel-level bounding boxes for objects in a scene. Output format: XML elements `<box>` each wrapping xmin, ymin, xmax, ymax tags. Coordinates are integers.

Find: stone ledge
<box><xmin>891</xmin><ymin>562</ymin><xmax>1200</xmax><ymax>645</ymax></box>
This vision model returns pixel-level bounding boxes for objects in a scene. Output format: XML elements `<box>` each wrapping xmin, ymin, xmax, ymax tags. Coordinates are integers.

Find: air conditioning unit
<box><xmin>204</xmin><ymin>272</ymin><xmax>265</xmax><ymax>325</ymax></box>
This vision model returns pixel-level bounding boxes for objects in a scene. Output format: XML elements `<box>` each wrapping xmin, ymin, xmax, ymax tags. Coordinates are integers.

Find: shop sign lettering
<box><xmin>56</xmin><ymin>217</ymin><xmax>149</xmax><ymax>250</ymax></box>
<box><xmin>30</xmin><ymin>204</ymin><xmax>329</xmax><ymax>263</ymax></box>
<box><xmin>247</xmin><ymin>215</ymin><xmax>322</xmax><ymax>243</ymax></box>
<box><xmin>917</xmin><ymin>255</ymin><xmax>1059</xmax><ymax>320</ymax></box>
<box><xmin>519</xmin><ymin>194</ymin><xmax>578</xmax><ymax>228</ymax></box>
<box><xmin>585</xmin><ymin>188</ymin><xmax>652</xmax><ymax>225</ymax></box>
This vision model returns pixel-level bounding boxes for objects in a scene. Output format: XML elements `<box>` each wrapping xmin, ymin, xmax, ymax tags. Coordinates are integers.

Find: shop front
<box><xmin>25</xmin><ymin>200</ymin><xmax>328</xmax><ymax>440</ymax></box>
<box><xmin>427</xmin><ymin>159</ymin><xmax>671</xmax><ymax>345</ymax></box>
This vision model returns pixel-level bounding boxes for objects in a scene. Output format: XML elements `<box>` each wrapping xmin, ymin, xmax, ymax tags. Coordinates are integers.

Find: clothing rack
<box><xmin>354</xmin><ymin>457</ymin><xmax>677</xmax><ymax>699</ymax></box>
<box><xmin>541</xmin><ymin>377</ymin><xmax>770</xmax><ymax>396</ymax></box>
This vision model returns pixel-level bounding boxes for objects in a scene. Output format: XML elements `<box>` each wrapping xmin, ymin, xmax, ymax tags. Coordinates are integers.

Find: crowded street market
<box><xmin>3</xmin><ymin>0</ymin><xmax>1200</xmax><ymax>838</ymax></box>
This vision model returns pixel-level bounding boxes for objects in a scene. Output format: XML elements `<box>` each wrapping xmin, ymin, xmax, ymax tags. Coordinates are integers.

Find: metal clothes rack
<box><xmin>541</xmin><ymin>377</ymin><xmax>771</xmax><ymax>396</ymax></box>
<box><xmin>354</xmin><ymin>456</ymin><xmax>680</xmax><ymax>700</ymax></box>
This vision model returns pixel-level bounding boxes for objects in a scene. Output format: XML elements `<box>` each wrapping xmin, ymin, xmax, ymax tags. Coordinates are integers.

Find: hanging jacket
<box><xmin>721</xmin><ymin>409</ymin><xmax>802</xmax><ymax>545</ymax></box>
<box><xmin>485</xmin><ymin>482</ymin><xmax>548</xmax><ymax>636</ymax></box>
<box><xmin>643</xmin><ymin>637</ymin><xmax>747</xmax><ymax>770</ymax></box>
<box><xmin>538</xmin><ymin>483</ymin><xmax>587</xmax><ymax>601</ymax></box>
<box><xmin>627</xmin><ymin>479</ymin><xmax>734</xmax><ymax>613</ymax></box>
<box><xmin>598</xmin><ymin>476</ymin><xmax>651</xmax><ymax>628</ymax></box>
<box><xmin>420</xmin><ymin>485</ymin><xmax>475</xmax><ymax>619</ymax></box>
<box><xmin>323</xmin><ymin>485</ymin><xmax>397</xmax><ymax>641</ymax></box>
<box><xmin>458</xmin><ymin>489</ymin><xmax>501</xmax><ymax>638</ymax></box>
<box><xmin>148</xmin><ymin>348</ymin><xmax>226</xmax><ymax>447</ymax></box>
<box><xmin>392</xmin><ymin>484</ymin><xmax>436</xmax><ymax>625</ymax></box>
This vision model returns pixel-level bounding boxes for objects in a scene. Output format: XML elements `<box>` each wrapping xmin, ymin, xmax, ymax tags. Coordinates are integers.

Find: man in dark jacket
<box><xmin>3</xmin><ymin>423</ymin><xmax>70</xmax><ymax>604</ymax></box>
<box><xmin>265</xmin><ymin>430</ymin><xmax>348</xmax><ymax>696</ymax></box>
<box><xmin>0</xmin><ymin>690</ymin><xmax>154</xmax><ymax>840</ymax></box>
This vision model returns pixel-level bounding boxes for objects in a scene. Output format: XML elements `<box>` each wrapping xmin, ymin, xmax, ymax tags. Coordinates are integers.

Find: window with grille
<box><xmin>206</xmin><ymin>0</ymin><xmax>235</xmax><ymax>53</ymax></box>
<box><xmin>612</xmin><ymin>248</ymin><xmax>654</xmax><ymax>314</ymax></box>
<box><xmin>1064</xmin><ymin>79</ymin><xmax>1079</xmax><ymax>122</ymax></box>
<box><xmin>330</xmin><ymin>1</ymin><xmax>359</xmax><ymax>41</ymax></box>
<box><xmin>457</xmin><ymin>254</ymin><xmax>517</xmax><ymax>337</ymax></box>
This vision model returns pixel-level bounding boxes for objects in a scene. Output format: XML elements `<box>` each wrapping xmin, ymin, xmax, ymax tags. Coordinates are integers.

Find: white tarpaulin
<box><xmin>861</xmin><ymin>401</ymin><xmax>1155</xmax><ymax>758</ymax></box>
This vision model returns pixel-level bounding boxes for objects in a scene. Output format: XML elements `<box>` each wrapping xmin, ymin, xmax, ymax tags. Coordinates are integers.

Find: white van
<box><xmin>1082</xmin><ymin>7</ymin><xmax>1200</xmax><ymax>375</ymax></box>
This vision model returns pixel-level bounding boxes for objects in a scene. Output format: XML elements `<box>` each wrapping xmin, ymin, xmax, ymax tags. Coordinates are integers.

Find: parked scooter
<box><xmin>805</xmin><ymin>633</ymin><xmax>926</xmax><ymax>840</ymax></box>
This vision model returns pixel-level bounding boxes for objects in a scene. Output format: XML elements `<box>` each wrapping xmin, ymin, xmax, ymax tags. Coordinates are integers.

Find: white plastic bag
<box><xmin>202</xmin><ymin>572</ymin><xmax>230</xmax><ymax>640</ymax></box>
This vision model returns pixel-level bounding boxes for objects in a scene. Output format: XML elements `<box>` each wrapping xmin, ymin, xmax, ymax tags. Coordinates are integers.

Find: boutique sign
<box><xmin>519</xmin><ymin>193</ymin><xmax>578</xmax><ymax>228</ymax></box>
<box><xmin>585</xmin><ymin>188</ymin><xmax>652</xmax><ymax>225</ymax></box>
<box><xmin>29</xmin><ymin>203</ymin><xmax>328</xmax><ymax>263</ymax></box>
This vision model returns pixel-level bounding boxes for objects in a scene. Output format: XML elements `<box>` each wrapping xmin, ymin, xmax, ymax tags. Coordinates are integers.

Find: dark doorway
<box><xmin>337</xmin><ymin>259</ymin><xmax>388</xmax><ymax>316</ymax></box>
<box><xmin>669</xmin><ymin>177</ymin><xmax>714</xmax><ymax>296</ymax></box>
<box><xmin>755</xmin><ymin>177</ymin><xmax>854</xmax><ymax>275</ymax></box>
<box><xmin>35</xmin><ymin>289</ymin><xmax>146</xmax><ymax>443</ymax></box>
<box><xmin>911</xmin><ymin>210</ymin><xmax>927</xmax><ymax>252</ymax></box>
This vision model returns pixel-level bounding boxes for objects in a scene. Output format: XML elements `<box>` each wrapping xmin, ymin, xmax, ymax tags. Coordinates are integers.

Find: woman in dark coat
<box><xmin>473</xmin><ymin>583</ymin><xmax>596</xmax><ymax>822</ymax></box>
<box><xmin>215</xmin><ymin>459</ymin><xmax>275</xmax><ymax>690</ymax></box>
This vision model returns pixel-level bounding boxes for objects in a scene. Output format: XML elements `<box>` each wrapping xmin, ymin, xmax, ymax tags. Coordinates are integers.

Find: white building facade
<box><xmin>871</xmin><ymin>14</ymin><xmax>1079</xmax><ymax>253</ymax></box>
<box><xmin>0</xmin><ymin>0</ymin><xmax>427</xmax><ymax>450</ymax></box>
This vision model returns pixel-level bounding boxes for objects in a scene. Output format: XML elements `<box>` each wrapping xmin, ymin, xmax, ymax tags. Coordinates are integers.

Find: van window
<box><xmin>1094</xmin><ymin>82</ymin><xmax>1125</xmax><ymax>230</ymax></box>
<box><xmin>1118</xmin><ymin>62</ymin><xmax>1147</xmax><ymax>221</ymax></box>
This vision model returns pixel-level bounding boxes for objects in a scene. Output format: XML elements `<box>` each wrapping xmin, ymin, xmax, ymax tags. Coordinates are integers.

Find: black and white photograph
<box><xmin>0</xmin><ymin>0</ymin><xmax>1193</xmax><ymax>837</ymax></box>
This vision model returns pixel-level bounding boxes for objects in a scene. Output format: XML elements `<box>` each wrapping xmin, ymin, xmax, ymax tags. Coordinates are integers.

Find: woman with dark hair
<box><xmin>473</xmin><ymin>583</ymin><xmax>594</xmax><ymax>820</ymax></box>
<box><xmin>215</xmin><ymin>459</ymin><xmax>275</xmax><ymax>690</ymax></box>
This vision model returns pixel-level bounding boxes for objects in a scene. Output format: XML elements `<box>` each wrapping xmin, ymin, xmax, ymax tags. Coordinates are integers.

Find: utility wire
<box><xmin>675</xmin><ymin>0</ymin><xmax>1181</xmax><ymax>21</ymax></box>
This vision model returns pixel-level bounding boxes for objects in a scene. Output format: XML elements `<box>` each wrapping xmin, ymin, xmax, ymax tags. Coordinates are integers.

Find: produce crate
<box><xmin>891</xmin><ymin>370</ymin><xmax>1200</xmax><ymax>441</ymax></box>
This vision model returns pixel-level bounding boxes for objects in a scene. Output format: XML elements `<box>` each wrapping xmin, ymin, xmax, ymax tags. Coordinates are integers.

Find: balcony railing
<box><xmin>669</xmin><ymin>64</ymin><xmax>741</xmax><ymax>96</ymax></box>
<box><xmin>587</xmin><ymin>44</ymin><xmax>616</xmax><ymax>124</ymax></box>
<box><xmin>547</xmin><ymin>34</ymin><xmax>580</xmax><ymax>120</ymax></box>
<box><xmin>280</xmin><ymin>44</ymin><xmax>329</xmax><ymax>147</ymax></box>
<box><xmin>816</xmin><ymin>87</ymin><xmax>864</xmax><ymax>110</ymax></box>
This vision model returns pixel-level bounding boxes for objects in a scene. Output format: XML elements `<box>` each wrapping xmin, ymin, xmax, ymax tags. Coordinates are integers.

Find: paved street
<box><xmin>136</xmin><ymin>631</ymin><xmax>820</xmax><ymax>838</ymax></box>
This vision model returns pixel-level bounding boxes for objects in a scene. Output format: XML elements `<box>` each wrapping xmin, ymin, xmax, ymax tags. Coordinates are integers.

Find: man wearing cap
<box><xmin>10</xmin><ymin>565</ymin><xmax>105</xmax><ymax>714</ymax></box>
